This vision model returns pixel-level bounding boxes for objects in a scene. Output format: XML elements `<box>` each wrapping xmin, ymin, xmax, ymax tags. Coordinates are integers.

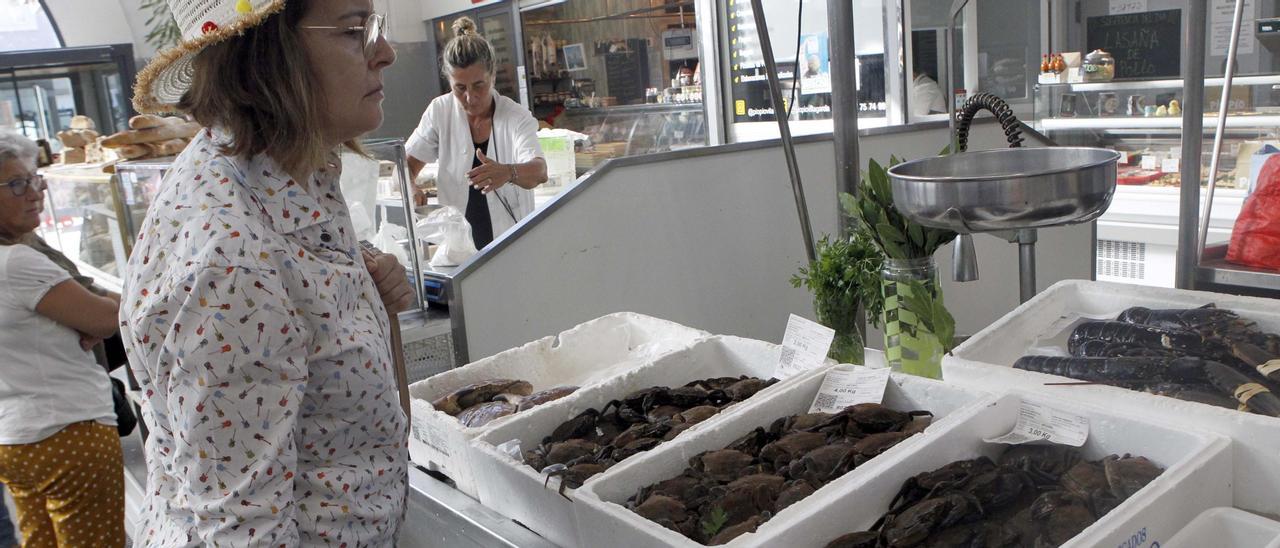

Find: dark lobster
<box><xmin>1118</xmin><ymin>304</ymin><xmax>1280</xmax><ymax>357</ymax></box>
<box><xmin>1203</xmin><ymin>360</ymin><xmax>1280</xmax><ymax>417</ymax></box>
<box><xmin>1067</xmin><ymin>321</ymin><xmax>1207</xmax><ymax>357</ymax></box>
<box><xmin>1116</xmin><ymin>304</ymin><xmax>1245</xmax><ymax>334</ymax></box>
<box><xmin>1012</xmin><ymin>355</ymin><xmax>1207</xmax><ymax>385</ymax></box>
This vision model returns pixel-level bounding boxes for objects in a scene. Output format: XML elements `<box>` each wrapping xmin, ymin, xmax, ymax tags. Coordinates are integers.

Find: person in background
<box><xmin>911</xmin><ymin>67</ymin><xmax>946</xmax><ymax>117</ymax></box>
<box><xmin>0</xmin><ymin>129</ymin><xmax>124</xmax><ymax>547</ymax></box>
<box><xmin>406</xmin><ymin>16</ymin><xmax>547</xmax><ymax>250</ymax></box>
<box><xmin>124</xmin><ymin>0</ymin><xmax>412</xmax><ymax>545</ymax></box>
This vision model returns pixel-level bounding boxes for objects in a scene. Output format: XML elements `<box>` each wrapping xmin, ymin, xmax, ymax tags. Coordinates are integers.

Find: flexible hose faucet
<box><xmin>950</xmin><ymin>93</ymin><xmax>1027</xmax><ymax>285</ymax></box>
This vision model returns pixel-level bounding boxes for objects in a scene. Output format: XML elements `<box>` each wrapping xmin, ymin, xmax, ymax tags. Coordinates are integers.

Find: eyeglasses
<box><xmin>5</xmin><ymin>175</ymin><xmax>45</xmax><ymax>197</ymax></box>
<box><xmin>301</xmin><ymin>13</ymin><xmax>387</xmax><ymax>60</ymax></box>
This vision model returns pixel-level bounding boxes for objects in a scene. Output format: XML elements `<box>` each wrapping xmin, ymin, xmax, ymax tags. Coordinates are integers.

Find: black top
<box><xmin>466</xmin><ymin>139</ymin><xmax>494</xmax><ymax>250</ymax></box>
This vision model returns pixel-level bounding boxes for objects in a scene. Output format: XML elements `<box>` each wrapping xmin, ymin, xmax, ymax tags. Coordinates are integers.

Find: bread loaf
<box><xmin>155</xmin><ymin>139</ymin><xmax>188</xmax><ymax>156</ymax></box>
<box><xmin>128</xmin><ymin>114</ymin><xmax>165</xmax><ymax>130</ymax></box>
<box><xmin>101</xmin><ymin>122</ymin><xmax>199</xmax><ymax>147</ymax></box>
<box><xmin>115</xmin><ymin>144</ymin><xmax>155</xmax><ymax>160</ymax></box>
<box><xmin>61</xmin><ymin>148</ymin><xmax>86</xmax><ymax>164</ymax></box>
<box><xmin>70</xmin><ymin>115</ymin><xmax>96</xmax><ymax>130</ymax></box>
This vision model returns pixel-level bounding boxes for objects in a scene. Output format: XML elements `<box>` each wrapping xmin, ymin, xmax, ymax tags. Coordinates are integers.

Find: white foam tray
<box><xmin>575</xmin><ymin>354</ymin><xmax>990</xmax><ymax>548</ymax></box>
<box><xmin>469</xmin><ymin>335</ymin><xmax>816</xmax><ymax>548</ymax></box>
<box><xmin>1167</xmin><ymin>507</ymin><xmax>1280</xmax><ymax>548</ymax></box>
<box><xmin>406</xmin><ymin>312</ymin><xmax>708</xmax><ymax>498</ymax></box>
<box><xmin>954</xmin><ymin>279</ymin><xmax>1280</xmax><ymax>366</ymax></box>
<box><xmin>581</xmin><ymin>387</ymin><xmax>1229</xmax><ymax>548</ymax></box>
<box><xmin>945</xmin><ymin>280</ymin><xmax>1280</xmax><ymax>514</ymax></box>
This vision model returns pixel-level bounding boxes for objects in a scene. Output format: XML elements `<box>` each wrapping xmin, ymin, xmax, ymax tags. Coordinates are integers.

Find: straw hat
<box><xmin>133</xmin><ymin>0</ymin><xmax>287</xmax><ymax>114</ymax></box>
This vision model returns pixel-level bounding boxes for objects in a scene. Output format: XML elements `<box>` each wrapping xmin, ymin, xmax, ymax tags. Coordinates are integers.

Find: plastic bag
<box><xmin>371</xmin><ymin>222</ymin><xmax>410</xmax><ymax>267</ymax></box>
<box><xmin>416</xmin><ymin>206</ymin><xmax>477</xmax><ymax>267</ymax></box>
<box><xmin>1227</xmin><ymin>154</ymin><xmax>1280</xmax><ymax>270</ymax></box>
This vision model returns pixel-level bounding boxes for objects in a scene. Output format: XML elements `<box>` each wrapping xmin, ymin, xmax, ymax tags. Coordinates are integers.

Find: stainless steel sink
<box><xmin>886</xmin><ymin>147</ymin><xmax>1120</xmax><ymax>233</ymax></box>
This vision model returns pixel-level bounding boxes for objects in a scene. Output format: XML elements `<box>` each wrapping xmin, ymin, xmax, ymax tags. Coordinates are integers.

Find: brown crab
<box><xmin>431</xmin><ymin>379</ymin><xmax>532</xmax><ymax>416</ymax></box>
<box><xmin>456</xmin><ymin>401</ymin><xmax>515</xmax><ymax>427</ymax></box>
<box><xmin>513</xmin><ymin>385</ymin><xmax>578</xmax><ymax>412</ymax></box>
<box><xmin>692</xmin><ymin>449</ymin><xmax>756</xmax><ymax>483</ymax></box>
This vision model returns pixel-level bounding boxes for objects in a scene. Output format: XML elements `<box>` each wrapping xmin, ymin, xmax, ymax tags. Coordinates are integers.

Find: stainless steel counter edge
<box><xmin>443</xmin><ymin>118</ymin><xmax>1051</xmax><ymax>284</ymax></box>
<box><xmin>403</xmin><ymin>467</ymin><xmax>559</xmax><ymax>548</ymax></box>
<box><xmin>123</xmin><ymin>432</ymin><xmax>555</xmax><ymax>547</ymax></box>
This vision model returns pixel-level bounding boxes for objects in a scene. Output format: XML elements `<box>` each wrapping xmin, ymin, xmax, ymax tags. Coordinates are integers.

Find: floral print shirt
<box><xmin>121</xmin><ymin>128</ymin><xmax>407</xmax><ymax>547</ymax></box>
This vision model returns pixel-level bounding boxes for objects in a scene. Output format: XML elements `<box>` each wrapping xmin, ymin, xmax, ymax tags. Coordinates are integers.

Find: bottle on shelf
<box><xmin>1052</xmin><ymin>54</ymin><xmax>1066</xmax><ymax>74</ymax></box>
<box><xmin>1041</xmin><ymin>54</ymin><xmax>1050</xmax><ymax>74</ymax></box>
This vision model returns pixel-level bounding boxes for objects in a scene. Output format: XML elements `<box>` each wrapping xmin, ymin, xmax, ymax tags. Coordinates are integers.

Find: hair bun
<box><xmin>452</xmin><ymin>16</ymin><xmax>477</xmax><ymax>37</ymax></box>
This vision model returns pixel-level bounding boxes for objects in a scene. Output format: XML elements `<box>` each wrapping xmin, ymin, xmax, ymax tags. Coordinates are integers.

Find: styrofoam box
<box><xmin>1166</xmin><ymin>507</ymin><xmax>1280</xmax><ymax>548</ymax></box>
<box><xmin>582</xmin><ymin>388</ymin><xmax>1230</xmax><ymax>548</ymax></box>
<box><xmin>945</xmin><ymin>280</ymin><xmax>1280</xmax><ymax>515</ymax></box>
<box><xmin>407</xmin><ymin>312</ymin><xmax>708</xmax><ymax>498</ymax></box>
<box><xmin>575</xmin><ymin>356</ymin><xmax>990</xmax><ymax>548</ymax></box>
<box><xmin>470</xmin><ymin>335</ymin><xmax>818</xmax><ymax>548</ymax></box>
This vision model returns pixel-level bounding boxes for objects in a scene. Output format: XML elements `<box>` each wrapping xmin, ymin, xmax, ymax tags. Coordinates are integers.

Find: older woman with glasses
<box><xmin>123</xmin><ymin>0</ymin><xmax>411</xmax><ymax>545</ymax></box>
<box><xmin>0</xmin><ymin>129</ymin><xmax>125</xmax><ymax>547</ymax></box>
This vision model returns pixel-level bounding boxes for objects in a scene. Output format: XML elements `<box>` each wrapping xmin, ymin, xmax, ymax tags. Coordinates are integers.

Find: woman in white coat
<box><xmin>407</xmin><ymin>16</ymin><xmax>547</xmax><ymax>249</ymax></box>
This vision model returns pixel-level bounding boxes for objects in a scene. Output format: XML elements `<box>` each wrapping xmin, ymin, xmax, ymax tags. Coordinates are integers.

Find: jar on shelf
<box><xmin>1082</xmin><ymin>49</ymin><xmax>1116</xmax><ymax>82</ymax></box>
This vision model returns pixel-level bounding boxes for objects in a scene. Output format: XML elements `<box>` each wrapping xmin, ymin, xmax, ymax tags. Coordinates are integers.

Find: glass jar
<box><xmin>881</xmin><ymin>257</ymin><xmax>945</xmax><ymax>379</ymax></box>
<box><xmin>1082</xmin><ymin>49</ymin><xmax>1115</xmax><ymax>83</ymax></box>
<box><xmin>814</xmin><ymin>301</ymin><xmax>864</xmax><ymax>365</ymax></box>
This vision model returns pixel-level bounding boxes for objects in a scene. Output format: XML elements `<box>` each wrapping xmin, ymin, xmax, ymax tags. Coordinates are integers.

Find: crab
<box><xmin>692</xmin><ymin>449</ymin><xmax>755</xmax><ymax>483</ymax></box>
<box><xmin>456</xmin><ymin>401</ymin><xmax>515</xmax><ymax>427</ymax></box>
<box><xmin>783</xmin><ymin>443</ymin><xmax>857</xmax><ymax>486</ymax></box>
<box><xmin>759</xmin><ymin>431</ymin><xmax>826</xmax><ymax>469</ymax></box>
<box><xmin>513</xmin><ymin>385</ymin><xmax>578</xmax><ymax>412</ymax></box>
<box><xmin>431</xmin><ymin>379</ymin><xmax>533</xmax><ymax>416</ymax></box>
<box><xmin>881</xmin><ymin>491</ymin><xmax>984</xmax><ymax>548</ymax></box>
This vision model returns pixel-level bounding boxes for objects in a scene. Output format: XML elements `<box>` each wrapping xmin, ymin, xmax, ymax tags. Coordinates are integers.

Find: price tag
<box><xmin>1109</xmin><ymin>0</ymin><xmax>1147</xmax><ymax>14</ymax></box>
<box><xmin>1140</xmin><ymin>156</ymin><xmax>1158</xmax><ymax>170</ymax></box>
<box><xmin>775</xmin><ymin>314</ymin><xmax>835</xmax><ymax>379</ymax></box>
<box><xmin>1161</xmin><ymin>158</ymin><xmax>1180</xmax><ymax>173</ymax></box>
<box><xmin>808</xmin><ymin>366</ymin><xmax>892</xmax><ymax>413</ymax></box>
<box><xmin>984</xmin><ymin>399</ymin><xmax>1090</xmax><ymax>446</ymax></box>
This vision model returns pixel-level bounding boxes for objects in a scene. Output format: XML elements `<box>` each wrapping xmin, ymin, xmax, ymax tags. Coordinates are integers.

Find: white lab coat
<box><xmin>406</xmin><ymin>93</ymin><xmax>543</xmax><ymax>237</ymax></box>
<box><xmin>912</xmin><ymin>73</ymin><xmax>946</xmax><ymax>117</ymax></box>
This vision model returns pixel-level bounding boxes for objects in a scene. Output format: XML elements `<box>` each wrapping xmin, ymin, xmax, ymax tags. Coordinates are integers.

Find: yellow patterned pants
<box><xmin>0</xmin><ymin>421</ymin><xmax>124</xmax><ymax>548</ymax></box>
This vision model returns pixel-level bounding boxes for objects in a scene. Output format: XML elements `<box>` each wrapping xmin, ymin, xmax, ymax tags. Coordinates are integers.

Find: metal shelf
<box><xmin>559</xmin><ymin>102</ymin><xmax>704</xmax><ymax>116</ymax></box>
<box><xmin>1197</xmin><ymin>245</ymin><xmax>1280</xmax><ymax>292</ymax></box>
<box><xmin>1040</xmin><ymin>115</ymin><xmax>1280</xmax><ymax>131</ymax></box>
<box><xmin>1038</xmin><ymin>74</ymin><xmax>1280</xmax><ymax>92</ymax></box>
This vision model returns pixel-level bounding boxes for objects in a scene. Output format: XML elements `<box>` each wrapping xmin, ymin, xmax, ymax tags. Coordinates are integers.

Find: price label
<box><xmin>775</xmin><ymin>314</ymin><xmax>835</xmax><ymax>379</ymax></box>
<box><xmin>808</xmin><ymin>366</ymin><xmax>892</xmax><ymax>413</ymax></box>
<box><xmin>1140</xmin><ymin>156</ymin><xmax>1158</xmax><ymax>170</ymax></box>
<box><xmin>984</xmin><ymin>399</ymin><xmax>1090</xmax><ymax>446</ymax></box>
<box><xmin>1161</xmin><ymin>158</ymin><xmax>1180</xmax><ymax>173</ymax></box>
<box><xmin>1109</xmin><ymin>0</ymin><xmax>1147</xmax><ymax>14</ymax></box>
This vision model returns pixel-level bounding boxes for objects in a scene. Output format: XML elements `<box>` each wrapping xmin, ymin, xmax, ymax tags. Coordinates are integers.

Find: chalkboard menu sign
<box><xmin>1086</xmin><ymin>9</ymin><xmax>1181</xmax><ymax>79</ymax></box>
<box><xmin>605</xmin><ymin>39</ymin><xmax>649</xmax><ymax>105</ymax></box>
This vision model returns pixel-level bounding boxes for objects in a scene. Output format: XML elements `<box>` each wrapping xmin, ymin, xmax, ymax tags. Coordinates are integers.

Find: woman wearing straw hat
<box><xmin>123</xmin><ymin>0</ymin><xmax>412</xmax><ymax>545</ymax></box>
<box><xmin>406</xmin><ymin>16</ymin><xmax>547</xmax><ymax>250</ymax></box>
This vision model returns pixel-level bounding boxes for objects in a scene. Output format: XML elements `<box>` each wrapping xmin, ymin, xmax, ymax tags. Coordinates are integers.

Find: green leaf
<box><xmin>701</xmin><ymin>507</ymin><xmax>730</xmax><ymax>538</ymax></box>
<box><xmin>907</xmin><ymin>222</ymin><xmax>925</xmax><ymax>250</ymax></box>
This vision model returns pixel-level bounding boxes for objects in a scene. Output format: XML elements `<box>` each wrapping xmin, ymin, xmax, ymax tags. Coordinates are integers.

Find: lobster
<box><xmin>1012</xmin><ymin>355</ymin><xmax>1207</xmax><ymax>385</ymax></box>
<box><xmin>1067</xmin><ymin>321</ymin><xmax>1206</xmax><ymax>357</ymax></box>
<box><xmin>1203</xmin><ymin>360</ymin><xmax>1280</xmax><ymax>417</ymax></box>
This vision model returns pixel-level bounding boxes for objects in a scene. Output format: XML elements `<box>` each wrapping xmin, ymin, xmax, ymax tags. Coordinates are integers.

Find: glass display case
<box><xmin>114</xmin><ymin>157</ymin><xmax>173</xmax><ymax>247</ymax></box>
<box><xmin>555</xmin><ymin>103</ymin><xmax>707</xmax><ymax>174</ymax></box>
<box><xmin>37</xmin><ymin>163</ymin><xmax>136</xmax><ymax>289</ymax></box>
<box><xmin>1032</xmin><ymin>74</ymin><xmax>1280</xmax><ymax>288</ymax></box>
